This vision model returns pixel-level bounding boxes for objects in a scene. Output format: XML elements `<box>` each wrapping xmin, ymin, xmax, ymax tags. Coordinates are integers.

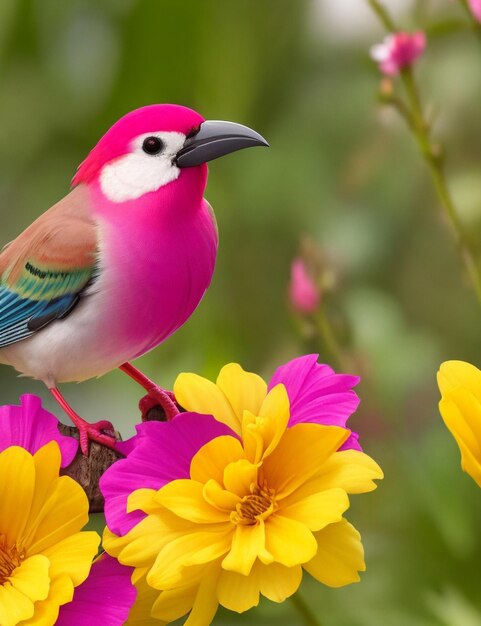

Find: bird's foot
<box><xmin>50</xmin><ymin>387</ymin><xmax>117</xmax><ymax>456</ymax></box>
<box><xmin>118</xmin><ymin>363</ymin><xmax>180</xmax><ymax>422</ymax></box>
<box><xmin>75</xmin><ymin>418</ymin><xmax>117</xmax><ymax>456</ymax></box>
<box><xmin>139</xmin><ymin>387</ymin><xmax>179</xmax><ymax>422</ymax></box>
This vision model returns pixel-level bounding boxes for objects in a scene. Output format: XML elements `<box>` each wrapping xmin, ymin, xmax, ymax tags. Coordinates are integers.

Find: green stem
<box><xmin>458</xmin><ymin>0</ymin><xmax>481</xmax><ymax>43</ymax></box>
<box><xmin>400</xmin><ymin>67</ymin><xmax>481</xmax><ymax>305</ymax></box>
<box><xmin>367</xmin><ymin>0</ymin><xmax>396</xmax><ymax>32</ymax></box>
<box><xmin>367</xmin><ymin>0</ymin><xmax>481</xmax><ymax>308</ymax></box>
<box><xmin>290</xmin><ymin>593</ymin><xmax>324</xmax><ymax>626</ymax></box>
<box><xmin>313</xmin><ymin>308</ymin><xmax>352</xmax><ymax>373</ymax></box>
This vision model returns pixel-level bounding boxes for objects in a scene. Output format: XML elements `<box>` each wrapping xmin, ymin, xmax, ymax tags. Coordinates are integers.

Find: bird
<box><xmin>0</xmin><ymin>104</ymin><xmax>268</xmax><ymax>454</ymax></box>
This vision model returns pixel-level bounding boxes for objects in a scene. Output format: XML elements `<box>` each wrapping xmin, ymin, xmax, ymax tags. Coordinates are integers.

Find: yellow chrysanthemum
<box><xmin>0</xmin><ymin>442</ymin><xmax>100</xmax><ymax>626</ymax></box>
<box><xmin>438</xmin><ymin>360</ymin><xmax>481</xmax><ymax>487</ymax></box>
<box><xmin>105</xmin><ymin>381</ymin><xmax>382</xmax><ymax>625</ymax></box>
<box><xmin>174</xmin><ymin>363</ymin><xmax>268</xmax><ymax>436</ymax></box>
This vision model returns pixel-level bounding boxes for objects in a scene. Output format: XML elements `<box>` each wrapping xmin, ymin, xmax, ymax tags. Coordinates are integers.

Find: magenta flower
<box><xmin>370</xmin><ymin>32</ymin><xmax>426</xmax><ymax>76</ymax></box>
<box><xmin>101</xmin><ymin>413</ymin><xmax>233</xmax><ymax>535</ymax></box>
<box><xmin>469</xmin><ymin>0</ymin><xmax>481</xmax><ymax>21</ymax></box>
<box><xmin>102</xmin><ymin>354</ymin><xmax>361</xmax><ymax>536</ymax></box>
<box><xmin>56</xmin><ymin>554</ymin><xmax>136</xmax><ymax>626</ymax></box>
<box><xmin>289</xmin><ymin>257</ymin><xmax>320</xmax><ymax>313</ymax></box>
<box><xmin>269</xmin><ymin>354</ymin><xmax>361</xmax><ymax>450</ymax></box>
<box><xmin>0</xmin><ymin>394</ymin><xmax>78</xmax><ymax>466</ymax></box>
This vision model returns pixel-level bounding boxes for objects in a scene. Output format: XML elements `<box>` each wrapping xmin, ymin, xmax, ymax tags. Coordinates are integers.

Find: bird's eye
<box><xmin>142</xmin><ymin>136</ymin><xmax>164</xmax><ymax>155</ymax></box>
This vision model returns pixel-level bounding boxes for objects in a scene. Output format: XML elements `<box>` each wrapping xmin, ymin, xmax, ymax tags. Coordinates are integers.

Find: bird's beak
<box><xmin>176</xmin><ymin>120</ymin><xmax>269</xmax><ymax>168</ymax></box>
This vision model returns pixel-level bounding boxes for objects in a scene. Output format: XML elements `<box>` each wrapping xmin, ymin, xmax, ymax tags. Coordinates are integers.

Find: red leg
<box><xmin>119</xmin><ymin>362</ymin><xmax>179</xmax><ymax>421</ymax></box>
<box><xmin>50</xmin><ymin>388</ymin><xmax>116</xmax><ymax>455</ymax></box>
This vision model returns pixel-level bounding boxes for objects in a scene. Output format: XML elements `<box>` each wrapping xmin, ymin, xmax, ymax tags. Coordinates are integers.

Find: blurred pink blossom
<box><xmin>469</xmin><ymin>0</ymin><xmax>481</xmax><ymax>22</ymax></box>
<box><xmin>289</xmin><ymin>257</ymin><xmax>320</xmax><ymax>314</ymax></box>
<box><xmin>370</xmin><ymin>32</ymin><xmax>426</xmax><ymax>76</ymax></box>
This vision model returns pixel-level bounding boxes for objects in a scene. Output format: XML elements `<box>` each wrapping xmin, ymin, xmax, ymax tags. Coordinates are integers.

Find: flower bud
<box><xmin>469</xmin><ymin>0</ymin><xmax>481</xmax><ymax>22</ymax></box>
<box><xmin>289</xmin><ymin>257</ymin><xmax>321</xmax><ymax>314</ymax></box>
<box><xmin>370</xmin><ymin>32</ymin><xmax>426</xmax><ymax>76</ymax></box>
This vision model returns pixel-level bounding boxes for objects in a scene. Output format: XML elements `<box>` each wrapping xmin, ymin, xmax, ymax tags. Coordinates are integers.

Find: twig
<box><xmin>368</xmin><ymin>0</ymin><xmax>481</xmax><ymax>307</ymax></box>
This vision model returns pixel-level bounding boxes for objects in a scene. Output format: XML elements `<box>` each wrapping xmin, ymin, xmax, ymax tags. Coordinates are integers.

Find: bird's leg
<box><xmin>119</xmin><ymin>362</ymin><xmax>180</xmax><ymax>422</ymax></box>
<box><xmin>50</xmin><ymin>388</ymin><xmax>117</xmax><ymax>456</ymax></box>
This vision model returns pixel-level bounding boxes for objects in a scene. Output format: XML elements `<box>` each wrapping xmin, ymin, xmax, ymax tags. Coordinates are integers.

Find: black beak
<box><xmin>176</xmin><ymin>120</ymin><xmax>269</xmax><ymax>168</ymax></box>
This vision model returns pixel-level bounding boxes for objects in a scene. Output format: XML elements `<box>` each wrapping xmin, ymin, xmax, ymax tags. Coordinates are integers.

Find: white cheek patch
<box><xmin>99</xmin><ymin>131</ymin><xmax>186</xmax><ymax>203</ymax></box>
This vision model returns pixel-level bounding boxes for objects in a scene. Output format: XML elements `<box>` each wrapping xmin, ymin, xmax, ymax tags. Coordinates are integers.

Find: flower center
<box><xmin>231</xmin><ymin>483</ymin><xmax>276</xmax><ymax>525</ymax></box>
<box><xmin>0</xmin><ymin>535</ymin><xmax>26</xmax><ymax>585</ymax></box>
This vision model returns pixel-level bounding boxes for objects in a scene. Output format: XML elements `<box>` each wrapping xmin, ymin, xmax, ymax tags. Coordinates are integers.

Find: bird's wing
<box><xmin>0</xmin><ymin>186</ymin><xmax>98</xmax><ymax>348</ymax></box>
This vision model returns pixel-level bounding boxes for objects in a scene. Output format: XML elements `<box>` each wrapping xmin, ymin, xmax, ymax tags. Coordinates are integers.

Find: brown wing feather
<box><xmin>0</xmin><ymin>185</ymin><xmax>98</xmax><ymax>285</ymax></box>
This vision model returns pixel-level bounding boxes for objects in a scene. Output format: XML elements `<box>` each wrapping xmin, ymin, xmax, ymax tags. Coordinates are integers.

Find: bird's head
<box><xmin>72</xmin><ymin>104</ymin><xmax>268</xmax><ymax>203</ymax></box>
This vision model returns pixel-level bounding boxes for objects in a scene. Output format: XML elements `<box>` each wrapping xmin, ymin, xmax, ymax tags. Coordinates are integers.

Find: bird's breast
<box><xmin>95</xmin><ymin>196</ymin><xmax>218</xmax><ymax>360</ymax></box>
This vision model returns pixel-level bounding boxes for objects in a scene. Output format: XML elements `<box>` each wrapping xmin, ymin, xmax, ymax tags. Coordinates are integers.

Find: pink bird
<box><xmin>0</xmin><ymin>104</ymin><xmax>268</xmax><ymax>453</ymax></box>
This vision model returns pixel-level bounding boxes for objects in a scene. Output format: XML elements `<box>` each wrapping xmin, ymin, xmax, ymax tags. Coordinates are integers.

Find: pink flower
<box><xmin>0</xmin><ymin>394</ymin><xmax>78</xmax><ymax>466</ymax></box>
<box><xmin>269</xmin><ymin>354</ymin><xmax>361</xmax><ymax>451</ymax></box>
<box><xmin>469</xmin><ymin>0</ymin><xmax>481</xmax><ymax>22</ymax></box>
<box><xmin>101</xmin><ymin>413</ymin><xmax>233</xmax><ymax>535</ymax></box>
<box><xmin>370</xmin><ymin>32</ymin><xmax>426</xmax><ymax>76</ymax></box>
<box><xmin>289</xmin><ymin>257</ymin><xmax>320</xmax><ymax>314</ymax></box>
<box><xmin>56</xmin><ymin>554</ymin><xmax>136</xmax><ymax>626</ymax></box>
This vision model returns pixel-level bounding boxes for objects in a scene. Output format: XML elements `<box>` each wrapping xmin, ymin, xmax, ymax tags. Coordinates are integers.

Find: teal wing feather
<box><xmin>0</xmin><ymin>266</ymin><xmax>97</xmax><ymax>348</ymax></box>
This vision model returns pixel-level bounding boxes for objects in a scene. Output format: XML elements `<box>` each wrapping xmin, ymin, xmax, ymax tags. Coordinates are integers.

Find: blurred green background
<box><xmin>2</xmin><ymin>0</ymin><xmax>481</xmax><ymax>624</ymax></box>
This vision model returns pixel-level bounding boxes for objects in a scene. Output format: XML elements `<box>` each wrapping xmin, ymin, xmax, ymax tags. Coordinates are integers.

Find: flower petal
<box><xmin>216</xmin><ymin>363</ymin><xmax>267</xmax><ymax>423</ymax></box>
<box><xmin>439</xmin><ymin>388</ymin><xmax>481</xmax><ymax>487</ymax></box>
<box><xmin>56</xmin><ymin>554</ymin><xmax>137</xmax><ymax>626</ymax></box>
<box><xmin>304</xmin><ymin>519</ymin><xmax>365</xmax><ymax>587</ymax></box>
<box><xmin>174</xmin><ymin>373</ymin><xmax>240</xmax><ymax>433</ymax></box>
<box><xmin>127</xmin><ymin>488</ymin><xmax>161</xmax><ymax>516</ymax></box>
<box><xmin>190</xmin><ymin>436</ymin><xmax>245</xmax><ymax>484</ymax></box>
<box><xmin>156</xmin><ymin>480</ymin><xmax>229</xmax><ymax>524</ymax></box>
<box><xmin>42</xmin><ymin>531</ymin><xmax>100</xmax><ymax>587</ymax></box>
<box><xmin>184</xmin><ymin>564</ymin><xmax>220</xmax><ymax>626</ymax></box>
<box><xmin>258</xmin><ymin>384</ymin><xmax>291</xmax><ymax>458</ymax></box>
<box><xmin>261</xmin><ymin>424</ymin><xmax>349</xmax><ymax>497</ymax></box>
<box><xmin>222</xmin><ymin>521</ymin><xmax>266</xmax><ymax>575</ymax></box>
<box><xmin>0</xmin><ymin>446</ymin><xmax>35</xmax><ymax>544</ymax></box>
<box><xmin>148</xmin><ymin>528</ymin><xmax>232</xmax><ymax>588</ymax></box>
<box><xmin>20</xmin><ymin>575</ymin><xmax>74</xmax><ymax>626</ymax></box>
<box><xmin>24</xmin><ymin>475</ymin><xmax>90</xmax><ymax>554</ymax></box>
<box><xmin>268</xmin><ymin>355</ymin><xmax>360</xmax><ymax>449</ymax></box>
<box><xmin>203</xmin><ymin>480</ymin><xmax>241</xmax><ymax>511</ymax></box>
<box><xmin>151</xmin><ymin>583</ymin><xmax>197</xmax><ymax>622</ymax></box>
<box><xmin>0</xmin><ymin>395</ymin><xmax>77</xmax><ymax>466</ymax></box>
<box><xmin>125</xmin><ymin>572</ymin><xmax>162</xmax><ymax>625</ymax></box>
<box><xmin>264</xmin><ymin>515</ymin><xmax>317</xmax><ymax>567</ymax></box>
<box><xmin>30</xmin><ymin>442</ymin><xmax>63</xmax><ymax>519</ymax></box>
<box><xmin>9</xmin><ymin>554</ymin><xmax>51</xmax><ymax>603</ymax></box>
<box><xmin>281</xmin><ymin>488</ymin><xmax>349</xmax><ymax>531</ymax></box>
<box><xmin>223</xmin><ymin>459</ymin><xmax>258</xmax><ymax>497</ymax></box>
<box><xmin>241</xmin><ymin>384</ymin><xmax>290</xmax><ymax>464</ymax></box>
<box><xmin>102</xmin><ymin>414</ymin><xmax>234</xmax><ymax>535</ymax></box>
<box><xmin>0</xmin><ymin>555</ymin><xmax>50</xmax><ymax>626</ymax></box>
<box><xmin>103</xmin><ymin>512</ymin><xmax>192</xmax><ymax>569</ymax></box>
<box><xmin>438</xmin><ymin>360</ymin><xmax>481</xmax><ymax>402</ymax></box>
<box><xmin>217</xmin><ymin>567</ymin><xmax>260</xmax><ymax>612</ymax></box>
<box><xmin>292</xmin><ymin>450</ymin><xmax>384</xmax><ymax>497</ymax></box>
<box><xmin>257</xmin><ymin>561</ymin><xmax>302</xmax><ymax>602</ymax></box>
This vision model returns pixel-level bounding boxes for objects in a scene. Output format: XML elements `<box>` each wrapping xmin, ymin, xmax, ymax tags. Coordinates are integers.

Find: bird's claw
<box><xmin>77</xmin><ymin>419</ymin><xmax>117</xmax><ymax>456</ymax></box>
<box><xmin>139</xmin><ymin>387</ymin><xmax>179</xmax><ymax>422</ymax></box>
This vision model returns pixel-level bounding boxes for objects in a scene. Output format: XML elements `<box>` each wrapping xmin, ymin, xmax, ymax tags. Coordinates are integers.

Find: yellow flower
<box><xmin>174</xmin><ymin>363</ymin><xmax>268</xmax><ymax>435</ymax></box>
<box><xmin>438</xmin><ymin>360</ymin><xmax>481</xmax><ymax>487</ymax></box>
<box><xmin>105</xmin><ymin>380</ymin><xmax>382</xmax><ymax>625</ymax></box>
<box><xmin>0</xmin><ymin>442</ymin><xmax>100</xmax><ymax>626</ymax></box>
